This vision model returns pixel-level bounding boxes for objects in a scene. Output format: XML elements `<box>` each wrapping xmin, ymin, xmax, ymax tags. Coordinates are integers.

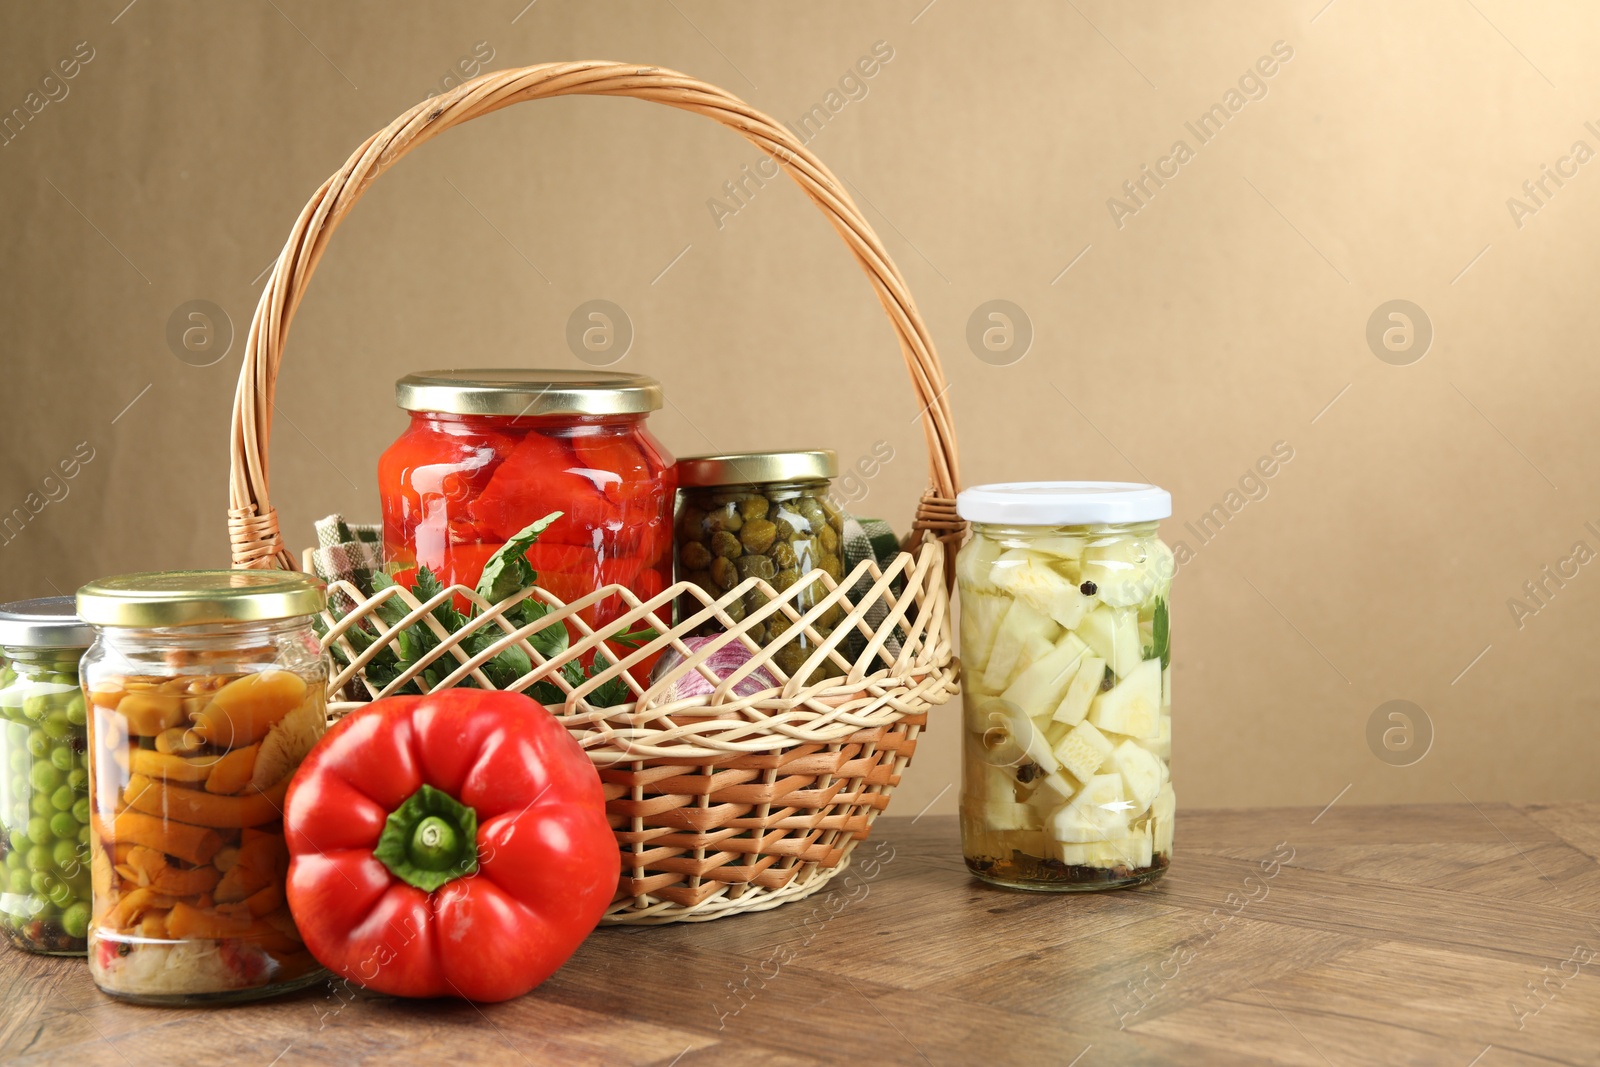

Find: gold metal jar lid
<box><xmin>395</xmin><ymin>369</ymin><xmax>663</xmax><ymax>417</ymax></box>
<box><xmin>676</xmin><ymin>450</ymin><xmax>838</xmax><ymax>488</ymax></box>
<box><xmin>76</xmin><ymin>571</ymin><xmax>326</xmax><ymax>628</ymax></box>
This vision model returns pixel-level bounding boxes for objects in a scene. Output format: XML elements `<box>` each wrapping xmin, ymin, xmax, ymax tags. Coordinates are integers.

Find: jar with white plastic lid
<box><xmin>955</xmin><ymin>482</ymin><xmax>1174</xmax><ymax>891</ymax></box>
<box><xmin>75</xmin><ymin>570</ymin><xmax>329</xmax><ymax>1003</ymax></box>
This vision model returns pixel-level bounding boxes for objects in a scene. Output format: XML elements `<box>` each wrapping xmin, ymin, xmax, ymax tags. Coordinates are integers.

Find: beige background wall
<box><xmin>2</xmin><ymin>1</ymin><xmax>1596</xmax><ymax>816</ymax></box>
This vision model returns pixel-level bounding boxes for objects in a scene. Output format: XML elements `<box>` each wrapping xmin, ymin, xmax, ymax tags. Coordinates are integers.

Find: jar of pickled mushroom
<box><xmin>75</xmin><ymin>571</ymin><xmax>328</xmax><ymax>1003</ymax></box>
<box><xmin>380</xmin><ymin>369</ymin><xmax>675</xmax><ymax>630</ymax></box>
<box><xmin>0</xmin><ymin>598</ymin><xmax>94</xmax><ymax>955</ymax></box>
<box><xmin>675</xmin><ymin>451</ymin><xmax>844</xmax><ymax>682</ymax></box>
<box><xmin>955</xmin><ymin>483</ymin><xmax>1174</xmax><ymax>891</ymax></box>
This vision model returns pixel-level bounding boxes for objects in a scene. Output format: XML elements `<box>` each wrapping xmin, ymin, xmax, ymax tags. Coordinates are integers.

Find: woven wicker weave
<box><xmin>228</xmin><ymin>62</ymin><xmax>964</xmax><ymax>923</ymax></box>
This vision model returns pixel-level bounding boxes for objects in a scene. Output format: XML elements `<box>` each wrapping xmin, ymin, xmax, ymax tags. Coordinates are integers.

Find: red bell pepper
<box><xmin>282</xmin><ymin>690</ymin><xmax>617</xmax><ymax>1002</ymax></box>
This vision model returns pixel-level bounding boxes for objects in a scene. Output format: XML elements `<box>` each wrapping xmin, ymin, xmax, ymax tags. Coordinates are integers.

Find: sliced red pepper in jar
<box><xmin>467</xmin><ymin>432</ymin><xmax>621</xmax><ymax>544</ymax></box>
<box><xmin>392</xmin><ymin>541</ymin><xmax>506</xmax><ymax>604</ymax></box>
<box><xmin>571</xmin><ymin>433</ymin><xmax>650</xmax><ymax>505</ymax></box>
<box><xmin>380</xmin><ymin>425</ymin><xmax>506</xmax><ymax>548</ymax></box>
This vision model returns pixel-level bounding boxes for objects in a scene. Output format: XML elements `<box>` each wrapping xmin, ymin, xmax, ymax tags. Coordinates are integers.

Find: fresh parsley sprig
<box><xmin>317</xmin><ymin>511</ymin><xmax>653</xmax><ymax>707</ymax></box>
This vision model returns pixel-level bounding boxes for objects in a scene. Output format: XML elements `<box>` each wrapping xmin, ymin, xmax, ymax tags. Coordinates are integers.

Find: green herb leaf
<box><xmin>476</xmin><ymin>512</ymin><xmax>564</xmax><ymax>604</ymax></box>
<box><xmin>1144</xmin><ymin>598</ymin><xmax>1170</xmax><ymax>669</ymax></box>
<box><xmin>369</xmin><ymin>571</ymin><xmax>409</xmax><ymax>628</ymax></box>
<box><xmin>609</xmin><ymin>625</ymin><xmax>659</xmax><ymax>650</ymax></box>
<box><xmin>508</xmin><ymin>598</ymin><xmax>568</xmax><ymax>659</ymax></box>
<box><xmin>412</xmin><ymin>565</ymin><xmax>444</xmax><ymax>602</ymax></box>
<box><xmin>586</xmin><ymin>650</ymin><xmax>633</xmax><ymax>708</ymax></box>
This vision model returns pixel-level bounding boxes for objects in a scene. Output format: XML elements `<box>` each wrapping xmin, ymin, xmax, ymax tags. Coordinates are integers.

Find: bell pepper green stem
<box><xmin>373</xmin><ymin>784</ymin><xmax>479</xmax><ymax>892</ymax></box>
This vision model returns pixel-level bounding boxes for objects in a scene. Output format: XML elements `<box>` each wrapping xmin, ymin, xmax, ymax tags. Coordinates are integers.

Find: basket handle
<box><xmin>228</xmin><ymin>61</ymin><xmax>963</xmax><ymax>580</ymax></box>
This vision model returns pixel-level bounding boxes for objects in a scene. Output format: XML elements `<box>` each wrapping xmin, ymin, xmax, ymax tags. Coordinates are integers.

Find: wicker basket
<box><xmin>226</xmin><ymin>62</ymin><xmax>964</xmax><ymax>924</ymax></box>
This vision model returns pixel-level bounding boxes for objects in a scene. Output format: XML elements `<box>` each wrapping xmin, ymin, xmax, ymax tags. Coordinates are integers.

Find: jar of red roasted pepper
<box><xmin>379</xmin><ymin>370</ymin><xmax>675</xmax><ymax>630</ymax></box>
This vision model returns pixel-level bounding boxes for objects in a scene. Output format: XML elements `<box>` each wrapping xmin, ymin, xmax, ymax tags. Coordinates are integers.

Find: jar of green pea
<box><xmin>0</xmin><ymin>598</ymin><xmax>93</xmax><ymax>955</ymax></box>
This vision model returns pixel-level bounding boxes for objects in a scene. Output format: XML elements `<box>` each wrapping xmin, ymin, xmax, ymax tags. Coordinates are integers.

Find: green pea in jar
<box><xmin>0</xmin><ymin>598</ymin><xmax>94</xmax><ymax>954</ymax></box>
<box><xmin>674</xmin><ymin>451</ymin><xmax>845</xmax><ymax>682</ymax></box>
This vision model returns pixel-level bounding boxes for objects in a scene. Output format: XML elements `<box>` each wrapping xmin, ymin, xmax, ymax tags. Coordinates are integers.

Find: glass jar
<box><xmin>675</xmin><ymin>451</ymin><xmax>844</xmax><ymax>682</ymax></box>
<box><xmin>379</xmin><ymin>369</ymin><xmax>675</xmax><ymax>631</ymax></box>
<box><xmin>75</xmin><ymin>571</ymin><xmax>329</xmax><ymax>1003</ymax></box>
<box><xmin>0</xmin><ymin>598</ymin><xmax>94</xmax><ymax>955</ymax></box>
<box><xmin>954</xmin><ymin>483</ymin><xmax>1175</xmax><ymax>891</ymax></box>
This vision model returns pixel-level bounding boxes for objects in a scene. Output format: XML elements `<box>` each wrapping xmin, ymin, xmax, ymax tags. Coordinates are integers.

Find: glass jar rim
<box><xmin>77</xmin><ymin>571</ymin><xmax>326</xmax><ymax>628</ymax></box>
<box><xmin>395</xmin><ymin>368</ymin><xmax>662</xmax><ymax>417</ymax></box>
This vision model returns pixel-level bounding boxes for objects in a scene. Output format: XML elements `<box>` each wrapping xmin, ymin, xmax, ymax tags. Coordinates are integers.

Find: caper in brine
<box><xmin>771</xmin><ymin>541</ymin><xmax>798</xmax><ymax>569</ymax></box>
<box><xmin>739</xmin><ymin>519</ymin><xmax>777</xmax><ymax>554</ymax></box>
<box><xmin>817</xmin><ymin>523</ymin><xmax>840</xmax><ymax>554</ymax></box>
<box><xmin>772</xmin><ymin>644</ymin><xmax>809</xmax><ymax>678</ymax></box>
<box><xmin>710</xmin><ymin>530</ymin><xmax>743</xmax><ymax>560</ymax></box>
<box><xmin>705</xmin><ymin>505</ymin><xmax>743</xmax><ymax>533</ymax></box>
<box><xmin>773</xmin><ymin>567</ymin><xmax>799</xmax><ymax>592</ymax></box>
<box><xmin>738</xmin><ymin>495</ymin><xmax>770</xmax><ymax>521</ymax></box>
<box><xmin>677</xmin><ymin>505</ymin><xmax>706</xmax><ymax>538</ymax></box>
<box><xmin>773</xmin><ymin>517</ymin><xmax>796</xmax><ymax>541</ymax></box>
<box><xmin>679</xmin><ymin>541</ymin><xmax>713</xmax><ymax>571</ymax></box>
<box><xmin>710</xmin><ymin>556</ymin><xmax>739</xmax><ymax>591</ymax></box>
<box><xmin>736</xmin><ymin>555</ymin><xmax>776</xmax><ymax>582</ymax></box>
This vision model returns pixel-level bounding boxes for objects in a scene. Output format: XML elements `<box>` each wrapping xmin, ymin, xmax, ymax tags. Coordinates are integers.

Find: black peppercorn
<box><xmin>1080</xmin><ymin>580</ymin><xmax>1097</xmax><ymax>596</ymax></box>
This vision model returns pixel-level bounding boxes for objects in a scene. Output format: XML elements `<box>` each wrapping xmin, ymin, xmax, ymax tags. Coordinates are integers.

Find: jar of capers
<box><xmin>0</xmin><ymin>598</ymin><xmax>94</xmax><ymax>955</ymax></box>
<box><xmin>675</xmin><ymin>451</ymin><xmax>845</xmax><ymax>682</ymax></box>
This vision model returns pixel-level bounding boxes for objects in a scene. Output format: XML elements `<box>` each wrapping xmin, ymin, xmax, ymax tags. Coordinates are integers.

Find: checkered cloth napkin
<box><xmin>842</xmin><ymin>515</ymin><xmax>906</xmax><ymax>661</ymax></box>
<box><xmin>309</xmin><ymin>515</ymin><xmax>384</xmax><ymax>613</ymax></box>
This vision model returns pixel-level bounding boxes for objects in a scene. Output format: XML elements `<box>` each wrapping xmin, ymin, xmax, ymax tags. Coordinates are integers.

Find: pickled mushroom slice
<box><xmin>250</xmin><ymin>693</ymin><xmax>325</xmax><ymax>790</ymax></box>
<box><xmin>121</xmin><ymin>773</ymin><xmax>290</xmax><ymax>829</ymax></box>
<box><xmin>203</xmin><ymin>744</ymin><xmax>261</xmax><ymax>795</ymax></box>
<box><xmin>190</xmin><ymin>671</ymin><xmax>307</xmax><ymax>748</ymax></box>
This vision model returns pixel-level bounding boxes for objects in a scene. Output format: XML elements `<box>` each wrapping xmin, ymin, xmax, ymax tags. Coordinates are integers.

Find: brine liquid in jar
<box><xmin>76</xmin><ymin>571</ymin><xmax>330</xmax><ymax>1003</ymax></box>
<box><xmin>955</xmin><ymin>483</ymin><xmax>1174</xmax><ymax>891</ymax></box>
<box><xmin>673</xmin><ymin>451</ymin><xmax>846</xmax><ymax>683</ymax></box>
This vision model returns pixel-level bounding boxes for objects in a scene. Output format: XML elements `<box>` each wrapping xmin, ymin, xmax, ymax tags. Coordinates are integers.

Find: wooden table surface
<box><xmin>2</xmin><ymin>803</ymin><xmax>1598</xmax><ymax>1066</ymax></box>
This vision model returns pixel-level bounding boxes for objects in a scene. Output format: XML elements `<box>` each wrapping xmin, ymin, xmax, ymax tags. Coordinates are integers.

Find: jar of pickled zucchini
<box><xmin>955</xmin><ymin>483</ymin><xmax>1174</xmax><ymax>891</ymax></box>
<box><xmin>0</xmin><ymin>598</ymin><xmax>94</xmax><ymax>955</ymax></box>
<box><xmin>75</xmin><ymin>571</ymin><xmax>329</xmax><ymax>1003</ymax></box>
<box><xmin>675</xmin><ymin>451</ymin><xmax>844</xmax><ymax>682</ymax></box>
